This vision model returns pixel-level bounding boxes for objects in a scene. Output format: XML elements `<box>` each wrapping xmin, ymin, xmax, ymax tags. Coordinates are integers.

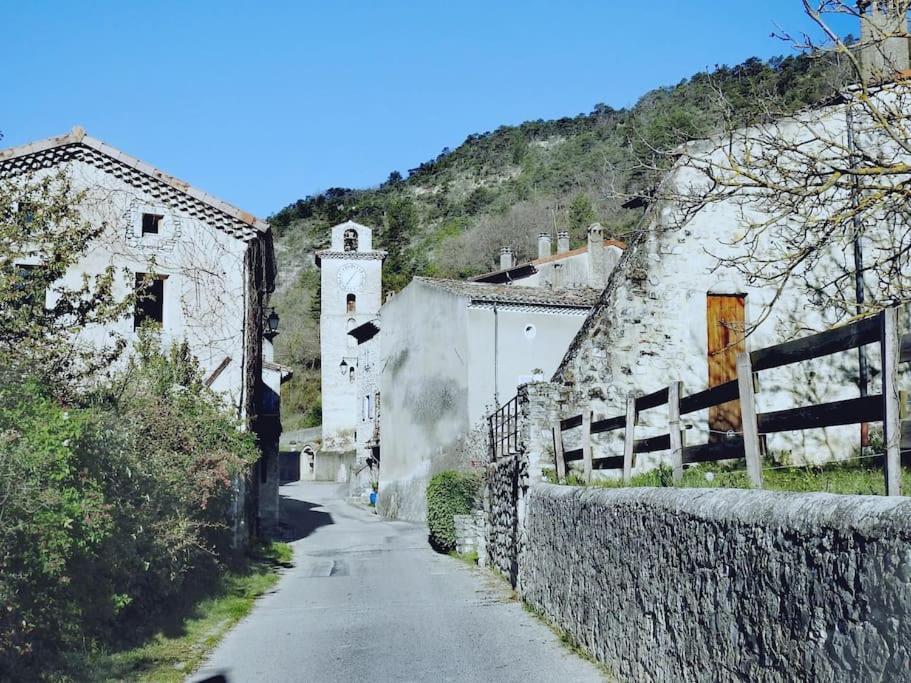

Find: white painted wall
<box><xmin>26</xmin><ymin>159</ymin><xmax>250</xmax><ymax>412</ymax></box>
<box><xmin>377</xmin><ymin>282</ymin><xmax>470</xmax><ymax>521</ymax></box>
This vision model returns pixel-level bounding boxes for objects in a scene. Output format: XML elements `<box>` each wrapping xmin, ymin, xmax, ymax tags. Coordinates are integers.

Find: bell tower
<box><xmin>316</xmin><ymin>220</ymin><xmax>385</xmax><ymax>452</ymax></box>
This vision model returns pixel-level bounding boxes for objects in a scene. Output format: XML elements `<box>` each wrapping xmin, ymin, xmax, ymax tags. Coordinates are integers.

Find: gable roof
<box><xmin>0</xmin><ymin>127</ymin><xmax>269</xmax><ymax>241</ymax></box>
<box><xmin>414</xmin><ymin>277</ymin><xmax>600</xmax><ymax>308</ymax></box>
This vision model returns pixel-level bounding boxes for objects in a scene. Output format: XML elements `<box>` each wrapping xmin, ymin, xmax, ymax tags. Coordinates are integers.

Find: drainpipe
<box><xmin>846</xmin><ymin>105</ymin><xmax>870</xmax><ymax>447</ymax></box>
<box><xmin>493</xmin><ymin>303</ymin><xmax>499</xmax><ymax>407</ymax></box>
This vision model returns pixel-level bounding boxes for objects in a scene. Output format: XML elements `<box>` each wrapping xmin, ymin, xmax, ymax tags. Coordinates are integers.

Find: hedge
<box><xmin>426</xmin><ymin>470</ymin><xmax>481</xmax><ymax>552</ymax></box>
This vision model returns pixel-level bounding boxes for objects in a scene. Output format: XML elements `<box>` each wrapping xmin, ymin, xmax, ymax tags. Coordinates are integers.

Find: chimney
<box><xmin>587</xmin><ymin>223</ymin><xmax>606</xmax><ymax>288</ymax></box>
<box><xmin>537</xmin><ymin>233</ymin><xmax>552</xmax><ymax>259</ymax></box>
<box><xmin>557</xmin><ymin>231</ymin><xmax>570</xmax><ymax>254</ymax></box>
<box><xmin>859</xmin><ymin>1</ymin><xmax>910</xmax><ymax>82</ymax></box>
<box><xmin>500</xmin><ymin>246</ymin><xmax>514</xmax><ymax>270</ymax></box>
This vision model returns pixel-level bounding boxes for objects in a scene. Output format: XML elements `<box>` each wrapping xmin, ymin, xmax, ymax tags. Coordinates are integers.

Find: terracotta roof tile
<box><xmin>414</xmin><ymin>277</ymin><xmax>600</xmax><ymax>307</ymax></box>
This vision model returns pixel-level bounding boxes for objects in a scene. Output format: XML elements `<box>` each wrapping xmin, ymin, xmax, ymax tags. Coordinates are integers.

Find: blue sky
<box><xmin>2</xmin><ymin>1</ymin><xmax>853</xmax><ymax>217</ymax></box>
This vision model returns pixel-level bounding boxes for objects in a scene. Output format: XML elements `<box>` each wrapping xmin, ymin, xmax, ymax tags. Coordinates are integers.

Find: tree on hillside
<box><xmin>568</xmin><ymin>193</ymin><xmax>597</xmax><ymax>233</ymax></box>
<box><xmin>382</xmin><ymin>196</ymin><xmax>419</xmax><ymax>291</ymax></box>
<box><xmin>650</xmin><ymin>0</ymin><xmax>911</xmax><ymax>330</ymax></box>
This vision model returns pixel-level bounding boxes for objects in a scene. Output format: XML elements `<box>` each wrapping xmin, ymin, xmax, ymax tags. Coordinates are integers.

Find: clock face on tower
<box><xmin>337</xmin><ymin>264</ymin><xmax>367</xmax><ymax>292</ymax></box>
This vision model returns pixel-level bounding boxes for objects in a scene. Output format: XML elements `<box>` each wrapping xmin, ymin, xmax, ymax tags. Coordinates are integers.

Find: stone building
<box><xmin>316</xmin><ymin>220</ymin><xmax>385</xmax><ymax>472</ymax></box>
<box><xmin>471</xmin><ymin>225</ymin><xmax>624</xmax><ymax>289</ymax></box>
<box><xmin>376</xmin><ymin>277</ymin><xmax>602</xmax><ymax>521</ymax></box>
<box><xmin>348</xmin><ymin>318</ymin><xmax>381</xmax><ymax>501</ymax></box>
<box><xmin>548</xmin><ymin>26</ymin><xmax>911</xmax><ymax>470</ymax></box>
<box><xmin>0</xmin><ymin>127</ymin><xmax>282</xmax><ymax>538</ymax></box>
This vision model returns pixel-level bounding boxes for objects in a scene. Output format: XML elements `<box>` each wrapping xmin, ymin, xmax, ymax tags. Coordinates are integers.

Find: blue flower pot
<box><xmin>369</xmin><ymin>491</ymin><xmax>377</xmax><ymax>506</ymax></box>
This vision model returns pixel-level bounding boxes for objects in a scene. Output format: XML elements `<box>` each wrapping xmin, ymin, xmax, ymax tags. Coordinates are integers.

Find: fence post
<box><xmin>736</xmin><ymin>351</ymin><xmax>763</xmax><ymax>488</ymax></box>
<box><xmin>623</xmin><ymin>395</ymin><xmax>637</xmax><ymax>483</ymax></box>
<box><xmin>581</xmin><ymin>408</ymin><xmax>593</xmax><ymax>484</ymax></box>
<box><xmin>668</xmin><ymin>381</ymin><xmax>685</xmax><ymax>483</ymax></box>
<box><xmin>553</xmin><ymin>422</ymin><xmax>566</xmax><ymax>481</ymax></box>
<box><xmin>882</xmin><ymin>307</ymin><xmax>901</xmax><ymax>496</ymax></box>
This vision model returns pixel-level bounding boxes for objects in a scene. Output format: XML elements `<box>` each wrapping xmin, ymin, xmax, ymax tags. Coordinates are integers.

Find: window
<box><xmin>134</xmin><ymin>273</ymin><xmax>165</xmax><ymax>330</ymax></box>
<box><xmin>524</xmin><ymin>324</ymin><xmax>537</xmax><ymax>339</ymax></box>
<box><xmin>348</xmin><ymin>366</ymin><xmax>356</xmax><ymax>384</ymax></box>
<box><xmin>343</xmin><ymin>228</ymin><xmax>358</xmax><ymax>252</ymax></box>
<box><xmin>367</xmin><ymin>394</ymin><xmax>374</xmax><ymax>419</ymax></box>
<box><xmin>347</xmin><ymin>293</ymin><xmax>356</xmax><ymax>313</ymax></box>
<box><xmin>141</xmin><ymin>213</ymin><xmax>163</xmax><ymax>235</ymax></box>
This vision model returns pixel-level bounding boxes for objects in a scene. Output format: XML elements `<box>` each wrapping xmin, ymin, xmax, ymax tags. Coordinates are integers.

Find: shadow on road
<box><xmin>278</xmin><ymin>496</ymin><xmax>334</xmax><ymax>542</ymax></box>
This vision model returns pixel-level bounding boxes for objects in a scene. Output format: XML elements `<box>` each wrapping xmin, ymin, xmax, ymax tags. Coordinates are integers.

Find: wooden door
<box><xmin>707</xmin><ymin>294</ymin><xmax>746</xmax><ymax>442</ymax></box>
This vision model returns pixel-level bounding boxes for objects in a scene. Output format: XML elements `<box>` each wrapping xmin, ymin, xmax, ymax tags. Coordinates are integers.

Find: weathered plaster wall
<box><xmin>554</xmin><ymin>116</ymin><xmax>909</xmax><ymax>467</ymax></box>
<box><xmin>495</xmin><ymin>482</ymin><xmax>911</xmax><ymax>681</ymax></box>
<box><xmin>377</xmin><ymin>282</ymin><xmax>470</xmax><ymax>521</ymax></box>
<box><xmin>33</xmin><ymin>159</ymin><xmax>251</xmax><ymax>410</ymax></box>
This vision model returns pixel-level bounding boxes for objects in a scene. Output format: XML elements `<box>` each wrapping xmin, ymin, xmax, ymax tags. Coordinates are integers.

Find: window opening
<box><xmin>134</xmin><ymin>273</ymin><xmax>165</xmax><ymax>330</ymax></box>
<box><xmin>141</xmin><ymin>213</ymin><xmax>163</xmax><ymax>235</ymax></box>
<box><xmin>343</xmin><ymin>228</ymin><xmax>358</xmax><ymax>252</ymax></box>
<box><xmin>347</xmin><ymin>293</ymin><xmax>356</xmax><ymax>313</ymax></box>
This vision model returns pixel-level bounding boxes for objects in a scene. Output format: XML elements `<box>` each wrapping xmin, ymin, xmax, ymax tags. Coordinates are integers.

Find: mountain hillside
<box><xmin>270</xmin><ymin>51</ymin><xmax>848</xmax><ymax>428</ymax></box>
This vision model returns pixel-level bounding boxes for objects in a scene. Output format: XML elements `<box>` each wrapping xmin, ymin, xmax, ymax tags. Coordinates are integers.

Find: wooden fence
<box><xmin>489</xmin><ymin>394</ymin><xmax>520</xmax><ymax>461</ymax></box>
<box><xmin>553</xmin><ymin>307</ymin><xmax>909</xmax><ymax>495</ymax></box>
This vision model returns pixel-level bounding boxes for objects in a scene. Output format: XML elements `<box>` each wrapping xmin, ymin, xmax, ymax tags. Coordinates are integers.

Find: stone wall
<box><xmin>453</xmin><ymin>510</ymin><xmax>486</xmax><ymax>557</ymax></box>
<box><xmin>502</xmin><ymin>484</ymin><xmax>911</xmax><ymax>681</ymax></box>
<box><xmin>486</xmin><ymin>454</ymin><xmax>524</xmax><ymax>584</ymax></box>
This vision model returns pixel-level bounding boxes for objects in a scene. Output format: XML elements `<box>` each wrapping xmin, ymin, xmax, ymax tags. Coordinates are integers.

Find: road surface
<box><xmin>195</xmin><ymin>481</ymin><xmax>603</xmax><ymax>682</ymax></box>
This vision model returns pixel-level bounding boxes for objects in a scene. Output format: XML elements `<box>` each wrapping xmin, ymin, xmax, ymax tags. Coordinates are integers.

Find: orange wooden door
<box><xmin>707</xmin><ymin>294</ymin><xmax>746</xmax><ymax>442</ymax></box>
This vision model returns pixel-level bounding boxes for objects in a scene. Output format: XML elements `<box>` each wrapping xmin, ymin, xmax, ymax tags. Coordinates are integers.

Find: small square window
<box><xmin>141</xmin><ymin>213</ymin><xmax>163</xmax><ymax>235</ymax></box>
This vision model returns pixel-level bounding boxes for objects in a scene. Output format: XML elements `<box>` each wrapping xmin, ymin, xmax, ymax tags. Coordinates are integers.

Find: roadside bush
<box><xmin>0</xmin><ymin>335</ymin><xmax>258</xmax><ymax>678</ymax></box>
<box><xmin>426</xmin><ymin>471</ymin><xmax>481</xmax><ymax>552</ymax></box>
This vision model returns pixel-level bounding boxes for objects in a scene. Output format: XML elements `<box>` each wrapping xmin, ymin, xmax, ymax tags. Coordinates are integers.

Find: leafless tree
<box><xmin>652</xmin><ymin>1</ymin><xmax>911</xmax><ymax>332</ymax></box>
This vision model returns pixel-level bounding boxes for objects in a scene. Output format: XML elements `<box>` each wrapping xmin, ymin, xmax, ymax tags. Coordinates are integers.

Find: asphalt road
<box><xmin>194</xmin><ymin>481</ymin><xmax>603</xmax><ymax>683</ymax></box>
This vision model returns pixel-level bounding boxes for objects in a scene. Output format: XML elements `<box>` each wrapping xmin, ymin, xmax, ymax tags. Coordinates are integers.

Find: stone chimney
<box><xmin>500</xmin><ymin>246</ymin><xmax>514</xmax><ymax>270</ymax></box>
<box><xmin>587</xmin><ymin>223</ymin><xmax>606</xmax><ymax>288</ymax></box>
<box><xmin>859</xmin><ymin>1</ymin><xmax>910</xmax><ymax>82</ymax></box>
<box><xmin>557</xmin><ymin>231</ymin><xmax>570</xmax><ymax>254</ymax></box>
<box><xmin>537</xmin><ymin>233</ymin><xmax>552</xmax><ymax>259</ymax></box>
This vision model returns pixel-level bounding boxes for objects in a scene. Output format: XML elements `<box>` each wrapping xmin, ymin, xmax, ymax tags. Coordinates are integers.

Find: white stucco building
<box><xmin>0</xmin><ymin>127</ymin><xmax>283</xmax><ymax>538</ymax></box>
<box><xmin>376</xmin><ymin>277</ymin><xmax>602</xmax><ymax>521</ymax></box>
<box><xmin>316</xmin><ymin>221</ymin><xmax>385</xmax><ymax>460</ymax></box>
<box><xmin>471</xmin><ymin>225</ymin><xmax>624</xmax><ymax>289</ymax></box>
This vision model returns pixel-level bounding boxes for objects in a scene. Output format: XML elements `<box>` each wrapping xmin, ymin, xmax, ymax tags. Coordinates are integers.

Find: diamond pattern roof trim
<box><xmin>0</xmin><ymin>127</ymin><xmax>269</xmax><ymax>241</ymax></box>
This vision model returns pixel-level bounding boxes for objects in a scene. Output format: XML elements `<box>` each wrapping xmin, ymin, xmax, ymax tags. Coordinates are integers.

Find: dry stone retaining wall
<box><xmin>492</xmin><ymin>482</ymin><xmax>911</xmax><ymax>681</ymax></box>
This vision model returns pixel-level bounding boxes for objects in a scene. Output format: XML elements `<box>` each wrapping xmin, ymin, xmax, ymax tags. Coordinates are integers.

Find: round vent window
<box><xmin>524</xmin><ymin>324</ymin><xmax>537</xmax><ymax>339</ymax></box>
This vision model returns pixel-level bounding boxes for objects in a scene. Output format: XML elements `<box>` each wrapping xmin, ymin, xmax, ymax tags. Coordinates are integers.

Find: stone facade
<box><xmin>552</xmin><ymin>95</ymin><xmax>911</xmax><ymax>469</ymax></box>
<box><xmin>0</xmin><ymin>127</ymin><xmax>280</xmax><ymax>543</ymax></box>
<box><xmin>316</xmin><ymin>220</ymin><xmax>385</xmax><ymax>455</ymax></box>
<box><xmin>487</xmin><ymin>472</ymin><xmax>911</xmax><ymax>680</ymax></box>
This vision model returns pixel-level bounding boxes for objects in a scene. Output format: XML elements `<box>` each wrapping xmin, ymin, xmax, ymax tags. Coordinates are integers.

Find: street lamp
<box><xmin>264</xmin><ymin>307</ymin><xmax>279</xmax><ymax>341</ymax></box>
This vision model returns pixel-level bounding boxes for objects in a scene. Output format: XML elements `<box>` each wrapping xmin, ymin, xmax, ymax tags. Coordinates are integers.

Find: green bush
<box><xmin>426</xmin><ymin>471</ymin><xmax>481</xmax><ymax>552</ymax></box>
<box><xmin>0</xmin><ymin>335</ymin><xmax>259</xmax><ymax>678</ymax></box>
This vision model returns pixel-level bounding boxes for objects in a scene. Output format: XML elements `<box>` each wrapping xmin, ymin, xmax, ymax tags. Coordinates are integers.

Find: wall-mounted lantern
<box><xmin>339</xmin><ymin>359</ymin><xmax>348</xmax><ymax>375</ymax></box>
<box><xmin>264</xmin><ymin>307</ymin><xmax>280</xmax><ymax>341</ymax></box>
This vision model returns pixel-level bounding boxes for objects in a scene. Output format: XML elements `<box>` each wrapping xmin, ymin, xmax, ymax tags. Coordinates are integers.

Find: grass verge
<box><xmin>53</xmin><ymin>541</ymin><xmax>292</xmax><ymax>683</ymax></box>
<box><xmin>547</xmin><ymin>459</ymin><xmax>911</xmax><ymax>495</ymax></box>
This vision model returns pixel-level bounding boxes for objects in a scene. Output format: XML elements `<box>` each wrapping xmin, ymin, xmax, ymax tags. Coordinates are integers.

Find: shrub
<box><xmin>0</xmin><ymin>335</ymin><xmax>259</xmax><ymax>677</ymax></box>
<box><xmin>426</xmin><ymin>471</ymin><xmax>481</xmax><ymax>552</ymax></box>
